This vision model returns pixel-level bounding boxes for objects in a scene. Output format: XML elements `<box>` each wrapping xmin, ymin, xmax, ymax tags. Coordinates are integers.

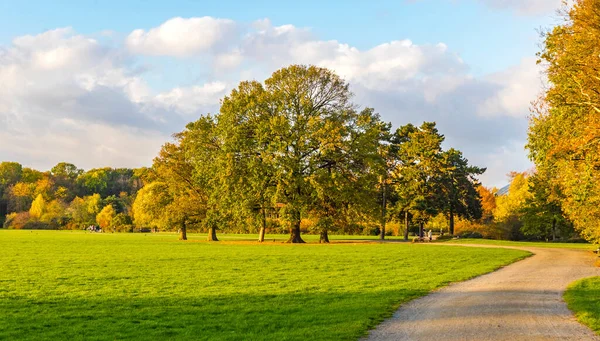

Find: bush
<box><xmin>3</xmin><ymin>212</ymin><xmax>30</xmax><ymax>229</ymax></box>
<box><xmin>436</xmin><ymin>235</ymin><xmax>454</xmax><ymax>241</ymax></box>
<box><xmin>459</xmin><ymin>231</ymin><xmax>483</xmax><ymax>239</ymax></box>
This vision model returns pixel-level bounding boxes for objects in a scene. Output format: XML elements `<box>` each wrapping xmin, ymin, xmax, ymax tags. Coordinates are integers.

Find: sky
<box><xmin>0</xmin><ymin>0</ymin><xmax>564</xmax><ymax>187</ymax></box>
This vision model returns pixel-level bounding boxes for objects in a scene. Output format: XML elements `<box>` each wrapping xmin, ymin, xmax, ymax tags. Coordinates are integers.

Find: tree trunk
<box><xmin>449</xmin><ymin>205</ymin><xmax>455</xmax><ymax>236</ymax></box>
<box><xmin>258</xmin><ymin>207</ymin><xmax>267</xmax><ymax>242</ymax></box>
<box><xmin>419</xmin><ymin>222</ymin><xmax>424</xmax><ymax>239</ymax></box>
<box><xmin>551</xmin><ymin>217</ymin><xmax>557</xmax><ymax>241</ymax></box>
<box><xmin>207</xmin><ymin>226</ymin><xmax>219</xmax><ymax>242</ymax></box>
<box><xmin>404</xmin><ymin>211</ymin><xmax>409</xmax><ymax>241</ymax></box>
<box><xmin>286</xmin><ymin>219</ymin><xmax>305</xmax><ymax>243</ymax></box>
<box><xmin>380</xmin><ymin>179</ymin><xmax>387</xmax><ymax>240</ymax></box>
<box><xmin>179</xmin><ymin>225</ymin><xmax>187</xmax><ymax>241</ymax></box>
<box><xmin>320</xmin><ymin>229</ymin><xmax>330</xmax><ymax>243</ymax></box>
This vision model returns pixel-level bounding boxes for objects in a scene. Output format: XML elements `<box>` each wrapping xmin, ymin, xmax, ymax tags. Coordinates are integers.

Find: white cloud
<box><xmin>477</xmin><ymin>57</ymin><xmax>544</xmax><ymax>118</ymax></box>
<box><xmin>0</xmin><ymin>27</ymin><xmax>222</xmax><ymax>170</ymax></box>
<box><xmin>126</xmin><ymin>17</ymin><xmax>237</xmax><ymax>57</ymax></box>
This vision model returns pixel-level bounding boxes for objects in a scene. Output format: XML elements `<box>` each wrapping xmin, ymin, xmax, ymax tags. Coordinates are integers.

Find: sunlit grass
<box><xmin>0</xmin><ymin>230</ymin><xmax>529</xmax><ymax>340</ymax></box>
<box><xmin>565</xmin><ymin>277</ymin><xmax>600</xmax><ymax>335</ymax></box>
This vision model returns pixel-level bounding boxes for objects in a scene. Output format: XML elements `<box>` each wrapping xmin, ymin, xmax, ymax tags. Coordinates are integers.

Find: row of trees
<box><xmin>527</xmin><ymin>0</ymin><xmax>600</xmax><ymax>244</ymax></box>
<box><xmin>463</xmin><ymin>171</ymin><xmax>576</xmax><ymax>241</ymax></box>
<box><xmin>0</xmin><ymin>162</ymin><xmax>144</xmax><ymax>230</ymax></box>
<box><xmin>1</xmin><ymin>66</ymin><xmax>486</xmax><ymax>242</ymax></box>
<box><xmin>136</xmin><ymin>65</ymin><xmax>486</xmax><ymax>242</ymax></box>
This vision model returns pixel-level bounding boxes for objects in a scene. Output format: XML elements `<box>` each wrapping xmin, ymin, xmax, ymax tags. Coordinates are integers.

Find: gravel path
<box><xmin>364</xmin><ymin>245</ymin><xmax>600</xmax><ymax>341</ymax></box>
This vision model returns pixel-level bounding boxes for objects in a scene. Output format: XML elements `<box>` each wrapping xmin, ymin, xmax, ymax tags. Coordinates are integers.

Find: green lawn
<box><xmin>442</xmin><ymin>238</ymin><xmax>597</xmax><ymax>250</ymax></box>
<box><xmin>0</xmin><ymin>230</ymin><xmax>529</xmax><ymax>340</ymax></box>
<box><xmin>564</xmin><ymin>277</ymin><xmax>600</xmax><ymax>335</ymax></box>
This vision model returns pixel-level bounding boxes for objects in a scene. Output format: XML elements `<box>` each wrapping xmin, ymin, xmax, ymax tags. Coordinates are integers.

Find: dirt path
<box><xmin>364</xmin><ymin>245</ymin><xmax>600</xmax><ymax>341</ymax></box>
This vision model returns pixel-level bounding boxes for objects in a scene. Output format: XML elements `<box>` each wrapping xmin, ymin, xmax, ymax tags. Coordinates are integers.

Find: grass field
<box><xmin>0</xmin><ymin>230</ymin><xmax>529</xmax><ymax>340</ymax></box>
<box><xmin>443</xmin><ymin>238</ymin><xmax>597</xmax><ymax>250</ymax></box>
<box><xmin>564</xmin><ymin>277</ymin><xmax>600</xmax><ymax>335</ymax></box>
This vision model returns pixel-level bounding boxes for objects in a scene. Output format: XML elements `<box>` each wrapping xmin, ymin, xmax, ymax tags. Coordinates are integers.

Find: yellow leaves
<box><xmin>10</xmin><ymin>182</ymin><xmax>35</xmax><ymax>197</ymax></box>
<box><xmin>29</xmin><ymin>194</ymin><xmax>45</xmax><ymax>220</ymax></box>
<box><xmin>494</xmin><ymin>172</ymin><xmax>532</xmax><ymax>223</ymax></box>
<box><xmin>96</xmin><ymin>205</ymin><xmax>116</xmax><ymax>230</ymax></box>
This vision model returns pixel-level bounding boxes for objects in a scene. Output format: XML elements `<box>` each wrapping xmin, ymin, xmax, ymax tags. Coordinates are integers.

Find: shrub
<box><xmin>3</xmin><ymin>212</ymin><xmax>30</xmax><ymax>229</ymax></box>
<box><xmin>459</xmin><ymin>231</ymin><xmax>483</xmax><ymax>239</ymax></box>
<box><xmin>436</xmin><ymin>235</ymin><xmax>454</xmax><ymax>241</ymax></box>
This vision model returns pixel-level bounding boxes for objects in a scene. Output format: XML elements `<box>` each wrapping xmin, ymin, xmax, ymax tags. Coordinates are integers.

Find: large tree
<box><xmin>529</xmin><ymin>0</ymin><xmax>600</xmax><ymax>243</ymax></box>
<box><xmin>390</xmin><ymin>122</ymin><xmax>446</xmax><ymax>239</ymax></box>
<box><xmin>152</xmin><ymin>116</ymin><xmax>222</xmax><ymax>241</ymax></box>
<box><xmin>439</xmin><ymin>148</ymin><xmax>485</xmax><ymax>235</ymax></box>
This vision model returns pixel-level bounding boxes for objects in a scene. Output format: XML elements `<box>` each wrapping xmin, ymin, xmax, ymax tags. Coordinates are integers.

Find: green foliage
<box><xmin>0</xmin><ymin>230</ymin><xmax>528</xmax><ymax>340</ymax></box>
<box><xmin>520</xmin><ymin>171</ymin><xmax>574</xmax><ymax>240</ymax></box>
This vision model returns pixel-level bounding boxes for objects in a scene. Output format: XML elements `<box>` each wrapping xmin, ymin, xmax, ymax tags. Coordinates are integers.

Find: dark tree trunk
<box><xmin>258</xmin><ymin>207</ymin><xmax>267</xmax><ymax>242</ymax></box>
<box><xmin>286</xmin><ymin>219</ymin><xmax>305</xmax><ymax>243</ymax></box>
<box><xmin>380</xmin><ymin>180</ymin><xmax>387</xmax><ymax>240</ymax></box>
<box><xmin>419</xmin><ymin>221</ymin><xmax>424</xmax><ymax>239</ymax></box>
<box><xmin>320</xmin><ymin>229</ymin><xmax>330</xmax><ymax>243</ymax></box>
<box><xmin>179</xmin><ymin>225</ymin><xmax>187</xmax><ymax>241</ymax></box>
<box><xmin>207</xmin><ymin>226</ymin><xmax>219</xmax><ymax>242</ymax></box>
<box><xmin>449</xmin><ymin>205</ymin><xmax>455</xmax><ymax>236</ymax></box>
<box><xmin>551</xmin><ymin>217</ymin><xmax>557</xmax><ymax>241</ymax></box>
<box><xmin>404</xmin><ymin>211</ymin><xmax>410</xmax><ymax>241</ymax></box>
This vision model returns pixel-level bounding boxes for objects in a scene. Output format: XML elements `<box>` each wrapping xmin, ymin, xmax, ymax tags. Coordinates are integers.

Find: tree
<box><xmin>264</xmin><ymin>65</ymin><xmax>357</xmax><ymax>243</ymax></box>
<box><xmin>96</xmin><ymin>205</ymin><xmax>116</xmax><ymax>231</ymax></box>
<box><xmin>311</xmin><ymin>109</ymin><xmax>388</xmax><ymax>243</ymax></box>
<box><xmin>390</xmin><ymin>122</ymin><xmax>446</xmax><ymax>239</ymax></box>
<box><xmin>439</xmin><ymin>148</ymin><xmax>485</xmax><ymax>235</ymax></box>
<box><xmin>132</xmin><ymin>182</ymin><xmax>172</xmax><ymax>231</ymax></box>
<box><xmin>69</xmin><ymin>194</ymin><xmax>103</xmax><ymax>228</ymax></box>
<box><xmin>216</xmin><ymin>80</ymin><xmax>276</xmax><ymax>242</ymax></box>
<box><xmin>529</xmin><ymin>0</ymin><xmax>600</xmax><ymax>243</ymax></box>
<box><xmin>7</xmin><ymin>182</ymin><xmax>36</xmax><ymax>213</ymax></box>
<box><xmin>520</xmin><ymin>171</ymin><xmax>573</xmax><ymax>241</ymax></box>
<box><xmin>477</xmin><ymin>186</ymin><xmax>496</xmax><ymax>224</ymax></box>
<box><xmin>152</xmin><ymin>117</ymin><xmax>220</xmax><ymax>241</ymax></box>
<box><xmin>494</xmin><ymin>172</ymin><xmax>531</xmax><ymax>240</ymax></box>
<box><xmin>29</xmin><ymin>194</ymin><xmax>46</xmax><ymax>220</ymax></box>
<box><xmin>0</xmin><ymin>162</ymin><xmax>23</xmax><ymax>224</ymax></box>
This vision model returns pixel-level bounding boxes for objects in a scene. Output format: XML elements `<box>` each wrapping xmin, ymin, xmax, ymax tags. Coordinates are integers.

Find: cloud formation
<box><xmin>126</xmin><ymin>17</ymin><xmax>237</xmax><ymax>57</ymax></box>
<box><xmin>0</xmin><ymin>18</ymin><xmax>541</xmax><ymax>187</ymax></box>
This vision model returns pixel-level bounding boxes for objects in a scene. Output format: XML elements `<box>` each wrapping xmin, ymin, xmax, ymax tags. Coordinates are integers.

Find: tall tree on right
<box><xmin>529</xmin><ymin>0</ymin><xmax>600</xmax><ymax>243</ymax></box>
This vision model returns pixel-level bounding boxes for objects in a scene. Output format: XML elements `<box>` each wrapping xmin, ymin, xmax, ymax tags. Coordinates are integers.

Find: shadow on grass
<box><xmin>0</xmin><ymin>289</ymin><xmax>429</xmax><ymax>341</ymax></box>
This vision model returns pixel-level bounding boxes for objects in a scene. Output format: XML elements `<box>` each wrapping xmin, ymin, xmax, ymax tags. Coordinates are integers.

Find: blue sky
<box><xmin>0</xmin><ymin>0</ymin><xmax>562</xmax><ymax>186</ymax></box>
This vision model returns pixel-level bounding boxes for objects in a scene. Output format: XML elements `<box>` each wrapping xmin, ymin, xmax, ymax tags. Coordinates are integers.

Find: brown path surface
<box><xmin>364</xmin><ymin>245</ymin><xmax>600</xmax><ymax>341</ymax></box>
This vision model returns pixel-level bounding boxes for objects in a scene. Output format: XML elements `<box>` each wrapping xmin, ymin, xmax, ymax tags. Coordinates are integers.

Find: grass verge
<box><xmin>564</xmin><ymin>277</ymin><xmax>600</xmax><ymax>335</ymax></box>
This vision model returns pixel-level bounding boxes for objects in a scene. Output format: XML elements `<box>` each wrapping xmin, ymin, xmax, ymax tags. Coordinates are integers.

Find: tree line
<box><xmin>134</xmin><ymin>65</ymin><xmax>485</xmax><ymax>242</ymax></box>
<box><xmin>1</xmin><ymin>65</ymin><xmax>485</xmax><ymax>242</ymax></box>
<box><xmin>455</xmin><ymin>171</ymin><xmax>577</xmax><ymax>242</ymax></box>
<box><xmin>0</xmin><ymin>162</ymin><xmax>146</xmax><ymax>231</ymax></box>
